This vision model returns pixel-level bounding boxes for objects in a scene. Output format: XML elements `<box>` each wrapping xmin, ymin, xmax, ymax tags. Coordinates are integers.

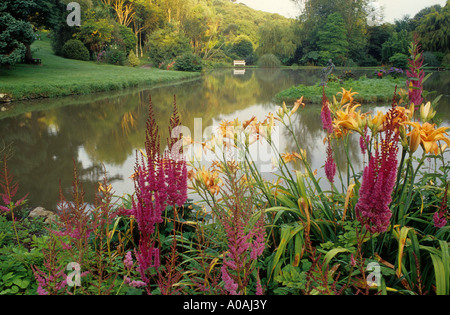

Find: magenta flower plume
<box><xmin>321</xmin><ymin>87</ymin><xmax>333</xmax><ymax>134</ymax></box>
<box><xmin>126</xmin><ymin>96</ymin><xmax>188</xmax><ymax>285</ymax></box>
<box><xmin>324</xmin><ymin>141</ymin><xmax>336</xmax><ymax>183</ymax></box>
<box><xmin>355</xmin><ymin>108</ymin><xmax>400</xmax><ymax>233</ymax></box>
<box><xmin>406</xmin><ymin>35</ymin><xmax>425</xmax><ymax>109</ymax></box>
<box><xmin>433</xmin><ymin>185</ymin><xmax>448</xmax><ymax>229</ymax></box>
<box><xmin>217</xmin><ymin>173</ymin><xmax>266</xmax><ymax>295</ymax></box>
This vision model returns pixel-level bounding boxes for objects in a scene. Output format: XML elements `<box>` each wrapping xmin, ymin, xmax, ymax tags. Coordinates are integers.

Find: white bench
<box><xmin>233</xmin><ymin>60</ymin><xmax>246</xmax><ymax>67</ymax></box>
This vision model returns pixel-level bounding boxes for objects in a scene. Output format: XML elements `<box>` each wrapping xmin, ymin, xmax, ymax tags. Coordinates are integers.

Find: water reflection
<box><xmin>0</xmin><ymin>69</ymin><xmax>448</xmax><ymax>209</ymax></box>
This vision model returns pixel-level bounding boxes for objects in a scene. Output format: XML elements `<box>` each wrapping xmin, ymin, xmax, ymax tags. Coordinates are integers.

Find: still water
<box><xmin>1</xmin><ymin>68</ymin><xmax>449</xmax><ymax>210</ymax></box>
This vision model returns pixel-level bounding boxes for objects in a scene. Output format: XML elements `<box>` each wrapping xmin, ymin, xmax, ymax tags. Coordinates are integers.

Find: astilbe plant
<box><xmin>0</xmin><ymin>156</ymin><xmax>28</xmax><ymax>245</ymax></box>
<box><xmin>126</xmin><ymin>96</ymin><xmax>188</xmax><ymax>292</ymax></box>
<box><xmin>355</xmin><ymin>106</ymin><xmax>400</xmax><ymax>233</ymax></box>
<box><xmin>406</xmin><ymin>35</ymin><xmax>425</xmax><ymax>109</ymax></box>
<box><xmin>214</xmin><ymin>166</ymin><xmax>266</xmax><ymax>295</ymax></box>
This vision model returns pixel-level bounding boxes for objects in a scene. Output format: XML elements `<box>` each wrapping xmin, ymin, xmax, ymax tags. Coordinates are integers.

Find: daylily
<box><xmin>290</xmin><ymin>96</ymin><xmax>305</xmax><ymax>117</ymax></box>
<box><xmin>367</xmin><ymin>111</ymin><xmax>384</xmax><ymax>135</ymax></box>
<box><xmin>419</xmin><ymin>102</ymin><xmax>436</xmax><ymax>122</ymax></box>
<box><xmin>333</xmin><ymin>103</ymin><xmax>366</xmax><ymax>135</ymax></box>
<box><xmin>337</xmin><ymin>88</ymin><xmax>359</xmax><ymax>106</ymax></box>
<box><xmin>190</xmin><ymin>166</ymin><xmax>222</xmax><ymax>195</ymax></box>
<box><xmin>406</xmin><ymin>121</ymin><xmax>450</xmax><ymax>155</ymax></box>
<box><xmin>281</xmin><ymin>150</ymin><xmax>306</xmax><ymax>164</ymax></box>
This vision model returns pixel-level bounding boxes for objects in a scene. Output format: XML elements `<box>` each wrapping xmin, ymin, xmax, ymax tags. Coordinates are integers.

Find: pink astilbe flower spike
<box><xmin>126</xmin><ymin>96</ymin><xmax>189</xmax><ymax>288</ymax></box>
<box><xmin>433</xmin><ymin>185</ymin><xmax>448</xmax><ymax>229</ymax></box>
<box><xmin>406</xmin><ymin>35</ymin><xmax>425</xmax><ymax>109</ymax></box>
<box><xmin>321</xmin><ymin>87</ymin><xmax>333</xmax><ymax>134</ymax></box>
<box><xmin>324</xmin><ymin>141</ymin><xmax>336</xmax><ymax>183</ymax></box>
<box><xmin>355</xmin><ymin>107</ymin><xmax>400</xmax><ymax>233</ymax></box>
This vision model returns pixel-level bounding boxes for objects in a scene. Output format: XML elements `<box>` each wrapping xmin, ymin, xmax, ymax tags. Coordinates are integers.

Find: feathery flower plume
<box><xmin>217</xmin><ymin>172</ymin><xmax>266</xmax><ymax>295</ymax></box>
<box><xmin>355</xmin><ymin>107</ymin><xmax>400</xmax><ymax>233</ymax></box>
<box><xmin>128</xmin><ymin>96</ymin><xmax>188</xmax><ymax>286</ymax></box>
<box><xmin>321</xmin><ymin>87</ymin><xmax>333</xmax><ymax>134</ymax></box>
<box><xmin>406</xmin><ymin>35</ymin><xmax>425</xmax><ymax>109</ymax></box>
<box><xmin>324</xmin><ymin>141</ymin><xmax>336</xmax><ymax>183</ymax></box>
<box><xmin>433</xmin><ymin>185</ymin><xmax>448</xmax><ymax>229</ymax></box>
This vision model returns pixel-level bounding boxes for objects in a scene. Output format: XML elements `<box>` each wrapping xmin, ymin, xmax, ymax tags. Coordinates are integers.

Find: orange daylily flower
<box><xmin>281</xmin><ymin>150</ymin><xmax>306</xmax><ymax>163</ymax></box>
<box><xmin>190</xmin><ymin>166</ymin><xmax>222</xmax><ymax>195</ymax></box>
<box><xmin>333</xmin><ymin>103</ymin><xmax>366</xmax><ymax>134</ymax></box>
<box><xmin>406</xmin><ymin>121</ymin><xmax>450</xmax><ymax>155</ymax></box>
<box><xmin>337</xmin><ymin>88</ymin><xmax>358</xmax><ymax>106</ymax></box>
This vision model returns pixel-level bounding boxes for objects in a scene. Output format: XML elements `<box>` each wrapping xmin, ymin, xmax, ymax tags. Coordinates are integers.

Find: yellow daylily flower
<box><xmin>337</xmin><ymin>88</ymin><xmax>358</xmax><ymax>106</ymax></box>
<box><xmin>406</xmin><ymin>121</ymin><xmax>450</xmax><ymax>155</ymax></box>
<box><xmin>281</xmin><ymin>150</ymin><xmax>306</xmax><ymax>163</ymax></box>
<box><xmin>333</xmin><ymin>104</ymin><xmax>366</xmax><ymax>135</ymax></box>
<box><xmin>367</xmin><ymin>111</ymin><xmax>384</xmax><ymax>135</ymax></box>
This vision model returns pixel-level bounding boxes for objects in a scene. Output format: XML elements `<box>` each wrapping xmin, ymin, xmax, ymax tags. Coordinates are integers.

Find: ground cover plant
<box><xmin>275</xmin><ymin>72</ymin><xmax>405</xmax><ymax>105</ymax></box>
<box><xmin>0</xmin><ymin>39</ymin><xmax>449</xmax><ymax>296</ymax></box>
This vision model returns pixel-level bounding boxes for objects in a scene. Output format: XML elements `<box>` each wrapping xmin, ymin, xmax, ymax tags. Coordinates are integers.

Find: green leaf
<box><xmin>322</xmin><ymin>247</ymin><xmax>351</xmax><ymax>273</ymax></box>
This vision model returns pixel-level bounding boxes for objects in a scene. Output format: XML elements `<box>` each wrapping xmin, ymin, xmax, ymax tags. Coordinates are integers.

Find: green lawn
<box><xmin>0</xmin><ymin>39</ymin><xmax>201</xmax><ymax>101</ymax></box>
<box><xmin>275</xmin><ymin>76</ymin><xmax>406</xmax><ymax>105</ymax></box>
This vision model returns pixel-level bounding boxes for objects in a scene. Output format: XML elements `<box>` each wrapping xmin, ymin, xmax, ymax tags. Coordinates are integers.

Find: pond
<box><xmin>1</xmin><ymin>68</ymin><xmax>449</xmax><ymax>210</ymax></box>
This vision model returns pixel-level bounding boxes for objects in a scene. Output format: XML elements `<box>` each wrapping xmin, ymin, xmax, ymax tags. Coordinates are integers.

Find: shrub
<box><xmin>105</xmin><ymin>47</ymin><xmax>126</xmax><ymax>66</ymax></box>
<box><xmin>62</xmin><ymin>40</ymin><xmax>90</xmax><ymax>61</ymax></box>
<box><xmin>389</xmin><ymin>53</ymin><xmax>409</xmax><ymax>68</ymax></box>
<box><xmin>257</xmin><ymin>54</ymin><xmax>281</xmax><ymax>68</ymax></box>
<box><xmin>442</xmin><ymin>54</ymin><xmax>450</xmax><ymax>67</ymax></box>
<box><xmin>128</xmin><ymin>50</ymin><xmax>140</xmax><ymax>67</ymax></box>
<box><xmin>423</xmin><ymin>51</ymin><xmax>440</xmax><ymax>67</ymax></box>
<box><xmin>174</xmin><ymin>53</ymin><xmax>203</xmax><ymax>72</ymax></box>
<box><xmin>115</xmin><ymin>25</ymin><xmax>137</xmax><ymax>55</ymax></box>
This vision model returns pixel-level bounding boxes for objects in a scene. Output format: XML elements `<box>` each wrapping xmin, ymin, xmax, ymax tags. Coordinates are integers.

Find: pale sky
<box><xmin>237</xmin><ymin>0</ymin><xmax>447</xmax><ymax>22</ymax></box>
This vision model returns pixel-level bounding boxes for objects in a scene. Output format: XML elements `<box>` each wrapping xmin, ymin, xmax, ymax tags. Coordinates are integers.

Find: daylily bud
<box><xmin>419</xmin><ymin>102</ymin><xmax>436</xmax><ymax>122</ymax></box>
<box><xmin>409</xmin><ymin>128</ymin><xmax>421</xmax><ymax>153</ymax></box>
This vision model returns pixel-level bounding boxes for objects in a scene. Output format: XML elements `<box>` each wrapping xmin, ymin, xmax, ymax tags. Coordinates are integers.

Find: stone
<box><xmin>29</xmin><ymin>207</ymin><xmax>58</xmax><ymax>224</ymax></box>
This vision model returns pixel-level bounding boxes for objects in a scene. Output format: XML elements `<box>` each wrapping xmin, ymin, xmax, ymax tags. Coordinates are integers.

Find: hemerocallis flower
<box><xmin>333</xmin><ymin>104</ymin><xmax>366</xmax><ymax>135</ymax></box>
<box><xmin>337</xmin><ymin>88</ymin><xmax>358</xmax><ymax>106</ymax></box>
<box><xmin>281</xmin><ymin>150</ymin><xmax>305</xmax><ymax>163</ymax></box>
<box><xmin>190</xmin><ymin>166</ymin><xmax>222</xmax><ymax>195</ymax></box>
<box><xmin>408</xmin><ymin>128</ymin><xmax>421</xmax><ymax>153</ymax></box>
<box><xmin>290</xmin><ymin>97</ymin><xmax>305</xmax><ymax>117</ymax></box>
<box><xmin>367</xmin><ymin>111</ymin><xmax>384</xmax><ymax>135</ymax></box>
<box><xmin>406</xmin><ymin>121</ymin><xmax>450</xmax><ymax>155</ymax></box>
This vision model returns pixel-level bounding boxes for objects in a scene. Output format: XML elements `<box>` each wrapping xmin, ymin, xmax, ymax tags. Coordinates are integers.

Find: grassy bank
<box><xmin>0</xmin><ymin>39</ymin><xmax>201</xmax><ymax>102</ymax></box>
<box><xmin>275</xmin><ymin>76</ymin><xmax>405</xmax><ymax>105</ymax></box>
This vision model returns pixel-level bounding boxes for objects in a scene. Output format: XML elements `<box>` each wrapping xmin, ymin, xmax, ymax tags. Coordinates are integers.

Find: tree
<box><xmin>257</xmin><ymin>20</ymin><xmax>297</xmax><ymax>64</ymax></box>
<box><xmin>293</xmin><ymin>0</ymin><xmax>370</xmax><ymax>64</ymax></box>
<box><xmin>0</xmin><ymin>10</ymin><xmax>34</xmax><ymax>67</ymax></box>
<box><xmin>416</xmin><ymin>2</ymin><xmax>450</xmax><ymax>53</ymax></box>
<box><xmin>229</xmin><ymin>35</ymin><xmax>254</xmax><ymax>60</ymax></box>
<box><xmin>147</xmin><ymin>25</ymin><xmax>191</xmax><ymax>65</ymax></box>
<box><xmin>381</xmin><ymin>29</ymin><xmax>411</xmax><ymax>63</ymax></box>
<box><xmin>317</xmin><ymin>13</ymin><xmax>348</xmax><ymax>65</ymax></box>
<box><xmin>0</xmin><ymin>0</ymin><xmax>62</xmax><ymax>65</ymax></box>
<box><xmin>78</xmin><ymin>18</ymin><xmax>115</xmax><ymax>54</ymax></box>
<box><xmin>367</xmin><ymin>23</ymin><xmax>394</xmax><ymax>61</ymax></box>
